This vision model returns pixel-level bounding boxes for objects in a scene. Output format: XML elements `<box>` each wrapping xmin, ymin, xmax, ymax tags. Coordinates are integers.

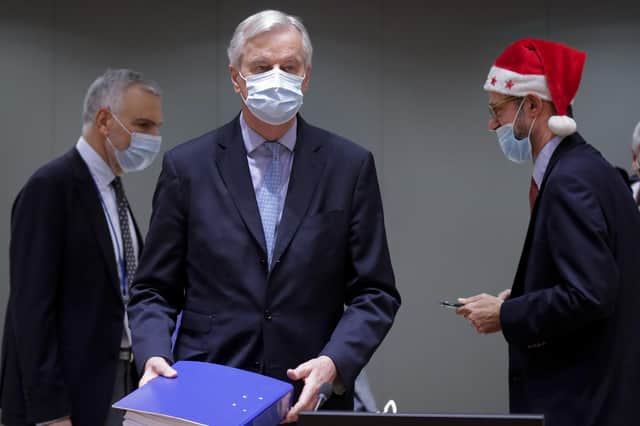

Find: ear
<box><xmin>301</xmin><ymin>65</ymin><xmax>312</xmax><ymax>93</ymax></box>
<box><xmin>230</xmin><ymin>65</ymin><xmax>242</xmax><ymax>94</ymax></box>
<box><xmin>525</xmin><ymin>94</ymin><xmax>544</xmax><ymax>117</ymax></box>
<box><xmin>95</xmin><ymin>107</ymin><xmax>112</xmax><ymax>136</ymax></box>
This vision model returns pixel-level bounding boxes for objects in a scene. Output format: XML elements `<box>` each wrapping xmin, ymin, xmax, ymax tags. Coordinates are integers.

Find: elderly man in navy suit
<box><xmin>128</xmin><ymin>9</ymin><xmax>400</xmax><ymax>423</ymax></box>
<box><xmin>457</xmin><ymin>38</ymin><xmax>640</xmax><ymax>426</ymax></box>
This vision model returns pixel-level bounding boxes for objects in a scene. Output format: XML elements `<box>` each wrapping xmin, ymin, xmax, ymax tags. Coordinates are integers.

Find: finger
<box><xmin>154</xmin><ymin>362</ymin><xmax>178</xmax><ymax>378</ymax></box>
<box><xmin>140</xmin><ymin>360</ymin><xmax>177</xmax><ymax>387</ymax></box>
<box><xmin>139</xmin><ymin>369</ymin><xmax>158</xmax><ymax>387</ymax></box>
<box><xmin>286</xmin><ymin>381</ymin><xmax>318</xmax><ymax>422</ymax></box>
<box><xmin>287</xmin><ymin>362</ymin><xmax>312</xmax><ymax>381</ymax></box>
<box><xmin>458</xmin><ymin>300</ymin><xmax>479</xmax><ymax>316</ymax></box>
<box><xmin>456</xmin><ymin>304</ymin><xmax>473</xmax><ymax>316</ymax></box>
<box><xmin>458</xmin><ymin>294</ymin><xmax>483</xmax><ymax>304</ymax></box>
<box><xmin>282</xmin><ymin>411</ymin><xmax>298</xmax><ymax>423</ymax></box>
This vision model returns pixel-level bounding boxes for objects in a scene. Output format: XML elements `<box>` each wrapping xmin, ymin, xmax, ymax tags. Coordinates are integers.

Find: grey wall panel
<box><xmin>549</xmin><ymin>1</ymin><xmax>640</xmax><ymax>171</ymax></box>
<box><xmin>0</xmin><ymin>0</ymin><xmax>55</xmax><ymax>355</ymax></box>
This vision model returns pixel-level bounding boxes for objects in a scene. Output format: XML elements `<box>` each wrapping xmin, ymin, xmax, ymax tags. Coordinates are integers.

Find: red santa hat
<box><xmin>484</xmin><ymin>38</ymin><xmax>587</xmax><ymax>137</ymax></box>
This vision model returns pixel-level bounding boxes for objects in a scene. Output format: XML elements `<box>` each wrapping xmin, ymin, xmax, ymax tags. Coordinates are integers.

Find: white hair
<box><xmin>633</xmin><ymin>121</ymin><xmax>640</xmax><ymax>151</ymax></box>
<box><xmin>81</xmin><ymin>68</ymin><xmax>161</xmax><ymax>132</ymax></box>
<box><xmin>227</xmin><ymin>10</ymin><xmax>313</xmax><ymax>69</ymax></box>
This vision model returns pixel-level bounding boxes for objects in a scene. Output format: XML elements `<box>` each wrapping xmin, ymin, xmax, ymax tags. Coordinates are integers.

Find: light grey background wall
<box><xmin>2</xmin><ymin>0</ymin><xmax>639</xmax><ymax>414</ymax></box>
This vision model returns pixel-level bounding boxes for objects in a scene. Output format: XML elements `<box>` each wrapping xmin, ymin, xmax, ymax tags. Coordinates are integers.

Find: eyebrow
<box><xmin>248</xmin><ymin>56</ymin><xmax>302</xmax><ymax>65</ymax></box>
<box><xmin>133</xmin><ymin>118</ymin><xmax>163</xmax><ymax>127</ymax></box>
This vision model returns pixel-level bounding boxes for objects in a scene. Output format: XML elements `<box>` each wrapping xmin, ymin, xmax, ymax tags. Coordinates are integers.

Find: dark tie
<box><xmin>111</xmin><ymin>177</ymin><xmax>137</xmax><ymax>299</ymax></box>
<box><xmin>529</xmin><ymin>177</ymin><xmax>539</xmax><ymax>212</ymax></box>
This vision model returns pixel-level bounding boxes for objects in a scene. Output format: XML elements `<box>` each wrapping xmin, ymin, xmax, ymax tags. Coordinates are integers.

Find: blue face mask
<box><xmin>495</xmin><ymin>99</ymin><xmax>536</xmax><ymax>164</ymax></box>
<box><xmin>107</xmin><ymin>113</ymin><xmax>162</xmax><ymax>173</ymax></box>
<box><xmin>239</xmin><ymin>68</ymin><xmax>305</xmax><ymax>125</ymax></box>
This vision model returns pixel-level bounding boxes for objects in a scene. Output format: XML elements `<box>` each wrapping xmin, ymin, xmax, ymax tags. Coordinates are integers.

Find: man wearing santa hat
<box><xmin>456</xmin><ymin>38</ymin><xmax>640</xmax><ymax>426</ymax></box>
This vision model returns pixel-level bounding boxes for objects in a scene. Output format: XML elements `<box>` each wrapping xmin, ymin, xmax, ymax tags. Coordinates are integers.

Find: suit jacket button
<box><xmin>264</xmin><ymin>310</ymin><xmax>272</xmax><ymax>320</ymax></box>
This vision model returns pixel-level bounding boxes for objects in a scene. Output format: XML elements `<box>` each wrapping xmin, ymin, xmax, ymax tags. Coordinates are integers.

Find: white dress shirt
<box><xmin>239</xmin><ymin>112</ymin><xmax>296</xmax><ymax>230</ymax></box>
<box><xmin>75</xmin><ymin>137</ymin><xmax>139</xmax><ymax>348</ymax></box>
<box><xmin>532</xmin><ymin>135</ymin><xmax>563</xmax><ymax>188</ymax></box>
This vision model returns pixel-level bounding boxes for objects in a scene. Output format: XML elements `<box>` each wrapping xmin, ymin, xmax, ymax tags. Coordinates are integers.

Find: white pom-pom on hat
<box><xmin>548</xmin><ymin>115</ymin><xmax>577</xmax><ymax>137</ymax></box>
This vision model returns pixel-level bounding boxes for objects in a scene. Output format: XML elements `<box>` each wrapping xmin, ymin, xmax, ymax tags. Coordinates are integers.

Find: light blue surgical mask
<box><xmin>107</xmin><ymin>113</ymin><xmax>162</xmax><ymax>173</ymax></box>
<box><xmin>495</xmin><ymin>99</ymin><xmax>536</xmax><ymax>164</ymax></box>
<box><xmin>239</xmin><ymin>68</ymin><xmax>305</xmax><ymax>125</ymax></box>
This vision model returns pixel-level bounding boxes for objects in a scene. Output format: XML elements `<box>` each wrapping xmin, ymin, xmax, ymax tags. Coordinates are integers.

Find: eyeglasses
<box><xmin>488</xmin><ymin>96</ymin><xmax>522</xmax><ymax>121</ymax></box>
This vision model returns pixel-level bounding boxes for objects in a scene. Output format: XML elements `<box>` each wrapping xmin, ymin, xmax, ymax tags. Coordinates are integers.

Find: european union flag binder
<box><xmin>113</xmin><ymin>361</ymin><xmax>293</xmax><ymax>426</ymax></box>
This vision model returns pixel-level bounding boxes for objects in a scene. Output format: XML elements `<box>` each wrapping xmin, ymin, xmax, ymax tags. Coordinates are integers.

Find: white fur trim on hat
<box><xmin>484</xmin><ymin>66</ymin><xmax>552</xmax><ymax>100</ymax></box>
<box><xmin>548</xmin><ymin>115</ymin><xmax>577</xmax><ymax>137</ymax></box>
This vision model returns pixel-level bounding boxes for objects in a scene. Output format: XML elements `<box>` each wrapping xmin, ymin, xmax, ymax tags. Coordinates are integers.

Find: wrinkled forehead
<box><xmin>488</xmin><ymin>91</ymin><xmax>510</xmax><ymax>103</ymax></box>
<box><xmin>241</xmin><ymin>26</ymin><xmax>305</xmax><ymax>66</ymax></box>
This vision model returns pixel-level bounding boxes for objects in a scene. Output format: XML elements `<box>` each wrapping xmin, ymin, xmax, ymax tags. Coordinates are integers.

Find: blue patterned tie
<box><xmin>257</xmin><ymin>141</ymin><xmax>284</xmax><ymax>268</ymax></box>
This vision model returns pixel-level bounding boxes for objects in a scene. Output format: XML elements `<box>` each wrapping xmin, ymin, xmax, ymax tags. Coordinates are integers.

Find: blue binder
<box><xmin>113</xmin><ymin>361</ymin><xmax>294</xmax><ymax>426</ymax></box>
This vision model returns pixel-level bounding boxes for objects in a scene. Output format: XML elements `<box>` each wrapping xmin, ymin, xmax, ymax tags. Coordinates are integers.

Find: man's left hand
<box><xmin>282</xmin><ymin>355</ymin><xmax>337</xmax><ymax>423</ymax></box>
<box><xmin>456</xmin><ymin>293</ymin><xmax>505</xmax><ymax>334</ymax></box>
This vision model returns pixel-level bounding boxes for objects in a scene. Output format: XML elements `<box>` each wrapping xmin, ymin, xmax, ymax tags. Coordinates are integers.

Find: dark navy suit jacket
<box><xmin>501</xmin><ymin>133</ymin><xmax>640</xmax><ymax>426</ymax></box>
<box><xmin>1</xmin><ymin>148</ymin><xmax>141</xmax><ymax>425</ymax></box>
<box><xmin>128</xmin><ymin>115</ymin><xmax>401</xmax><ymax>409</ymax></box>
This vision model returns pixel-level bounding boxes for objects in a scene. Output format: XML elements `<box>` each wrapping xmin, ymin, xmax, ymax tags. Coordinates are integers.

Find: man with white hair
<box><xmin>1</xmin><ymin>69</ymin><xmax>163</xmax><ymax>426</ymax></box>
<box><xmin>128</xmin><ymin>9</ymin><xmax>400</xmax><ymax>422</ymax></box>
<box><xmin>630</xmin><ymin>121</ymin><xmax>640</xmax><ymax>205</ymax></box>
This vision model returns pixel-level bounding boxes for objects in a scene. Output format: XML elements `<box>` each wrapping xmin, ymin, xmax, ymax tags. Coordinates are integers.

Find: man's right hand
<box><xmin>139</xmin><ymin>356</ymin><xmax>178</xmax><ymax>387</ymax></box>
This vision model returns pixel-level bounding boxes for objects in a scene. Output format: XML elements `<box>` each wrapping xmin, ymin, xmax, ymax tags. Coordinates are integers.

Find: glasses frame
<box><xmin>488</xmin><ymin>95</ymin><xmax>523</xmax><ymax>121</ymax></box>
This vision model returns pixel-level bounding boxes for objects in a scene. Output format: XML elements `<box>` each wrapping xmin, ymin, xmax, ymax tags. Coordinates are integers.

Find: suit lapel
<box><xmin>129</xmin><ymin>206</ymin><xmax>144</xmax><ymax>256</ymax></box>
<box><xmin>215</xmin><ymin>117</ymin><xmax>268</xmax><ymax>255</ymax></box>
<box><xmin>70</xmin><ymin>148</ymin><xmax>121</xmax><ymax>297</ymax></box>
<box><xmin>511</xmin><ymin>134</ymin><xmax>583</xmax><ymax>294</ymax></box>
<box><xmin>272</xmin><ymin>117</ymin><xmax>327</xmax><ymax>265</ymax></box>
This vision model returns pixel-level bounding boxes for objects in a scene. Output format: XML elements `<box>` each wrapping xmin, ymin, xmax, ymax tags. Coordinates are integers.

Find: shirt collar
<box><xmin>532</xmin><ymin>135</ymin><xmax>563</xmax><ymax>188</ymax></box>
<box><xmin>239</xmin><ymin>112</ymin><xmax>297</xmax><ymax>154</ymax></box>
<box><xmin>75</xmin><ymin>136</ymin><xmax>115</xmax><ymax>191</ymax></box>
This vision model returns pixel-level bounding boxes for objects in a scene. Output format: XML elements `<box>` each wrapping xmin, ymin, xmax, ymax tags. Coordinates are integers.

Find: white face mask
<box><xmin>107</xmin><ymin>112</ymin><xmax>162</xmax><ymax>173</ymax></box>
<box><xmin>239</xmin><ymin>68</ymin><xmax>305</xmax><ymax>125</ymax></box>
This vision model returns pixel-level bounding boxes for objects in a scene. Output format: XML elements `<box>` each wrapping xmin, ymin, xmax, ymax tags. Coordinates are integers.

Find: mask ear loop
<box><xmin>527</xmin><ymin>116</ymin><xmax>537</xmax><ymax>141</ymax></box>
<box><xmin>104</xmin><ymin>110</ymin><xmax>131</xmax><ymax>159</ymax></box>
<box><xmin>109</xmin><ymin>110</ymin><xmax>132</xmax><ymax>135</ymax></box>
<box><xmin>235</xmin><ymin>71</ymin><xmax>251</xmax><ymax>104</ymax></box>
<box><xmin>511</xmin><ymin>98</ymin><xmax>526</xmax><ymax>127</ymax></box>
<box><xmin>513</xmin><ymin>98</ymin><xmax>536</xmax><ymax>142</ymax></box>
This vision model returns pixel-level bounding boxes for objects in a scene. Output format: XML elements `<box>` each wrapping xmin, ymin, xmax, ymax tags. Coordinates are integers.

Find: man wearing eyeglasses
<box><xmin>456</xmin><ymin>38</ymin><xmax>640</xmax><ymax>426</ymax></box>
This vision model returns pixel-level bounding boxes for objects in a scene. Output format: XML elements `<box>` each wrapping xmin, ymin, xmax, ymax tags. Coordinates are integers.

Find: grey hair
<box><xmin>633</xmin><ymin>121</ymin><xmax>640</xmax><ymax>151</ymax></box>
<box><xmin>227</xmin><ymin>10</ymin><xmax>313</xmax><ymax>69</ymax></box>
<box><xmin>81</xmin><ymin>68</ymin><xmax>161</xmax><ymax>132</ymax></box>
